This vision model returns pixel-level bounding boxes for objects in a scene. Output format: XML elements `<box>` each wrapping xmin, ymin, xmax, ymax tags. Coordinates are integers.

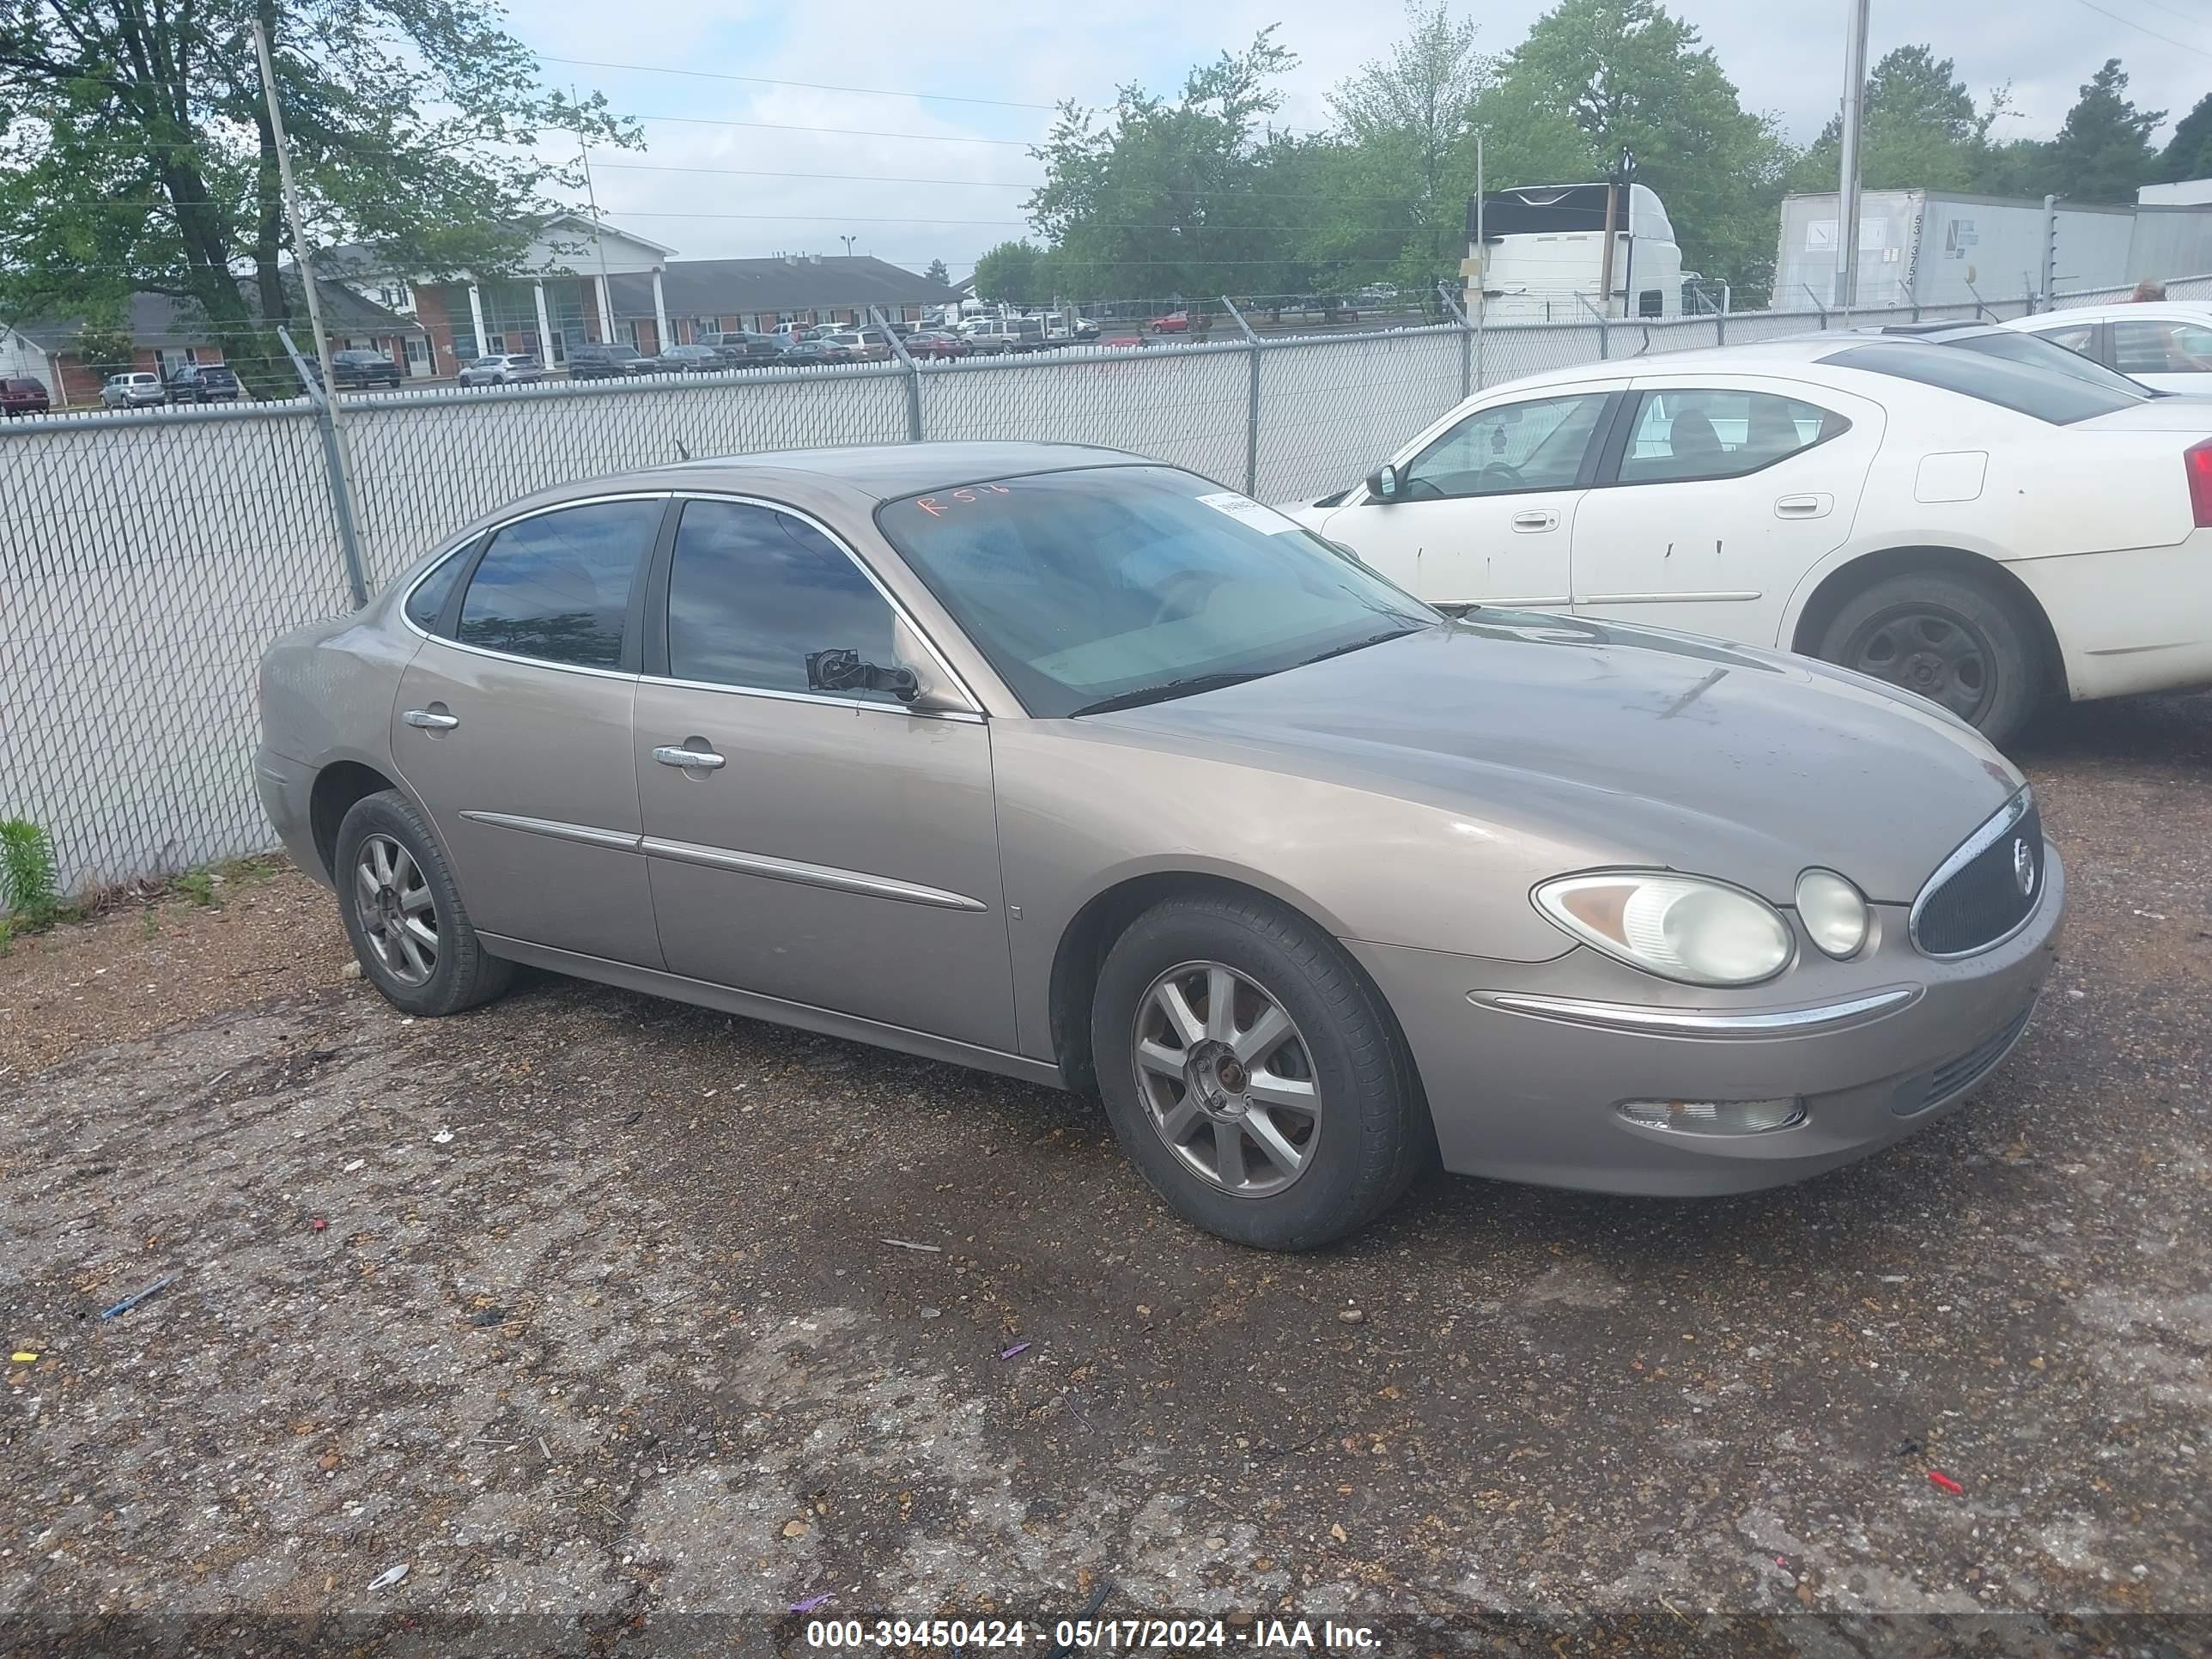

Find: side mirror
<box><xmin>806</xmin><ymin>647</ymin><xmax>918</xmax><ymax>701</ymax></box>
<box><xmin>1366</xmin><ymin>462</ymin><xmax>1404</xmax><ymax>504</ymax></box>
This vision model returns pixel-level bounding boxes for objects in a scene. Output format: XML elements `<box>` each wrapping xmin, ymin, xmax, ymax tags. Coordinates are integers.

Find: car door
<box><xmin>2108</xmin><ymin>315</ymin><xmax>2212</xmax><ymax>396</ymax></box>
<box><xmin>1569</xmin><ymin>376</ymin><xmax>1883</xmax><ymax>647</ymax></box>
<box><xmin>632</xmin><ymin>495</ymin><xmax>1014</xmax><ymax>1052</ymax></box>
<box><xmin>1312</xmin><ymin>388</ymin><xmax>1615</xmax><ymax>608</ymax></box>
<box><xmin>391</xmin><ymin>494</ymin><xmax>667</xmax><ymax>967</ymax></box>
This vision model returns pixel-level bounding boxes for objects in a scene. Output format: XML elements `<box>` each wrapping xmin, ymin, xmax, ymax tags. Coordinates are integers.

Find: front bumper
<box><xmin>1347</xmin><ymin>848</ymin><xmax>2064</xmax><ymax>1196</ymax></box>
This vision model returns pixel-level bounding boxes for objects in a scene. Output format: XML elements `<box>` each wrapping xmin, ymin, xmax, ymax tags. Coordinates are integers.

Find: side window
<box><xmin>665</xmin><ymin>500</ymin><xmax>900</xmax><ymax>701</ymax></box>
<box><xmin>2032</xmin><ymin>322</ymin><xmax>2099</xmax><ymax>356</ymax></box>
<box><xmin>454</xmin><ymin>499</ymin><xmax>659</xmax><ymax>669</ymax></box>
<box><xmin>2112</xmin><ymin>319</ymin><xmax>2212</xmax><ymax>377</ymax></box>
<box><xmin>404</xmin><ymin>547</ymin><xmax>470</xmax><ymax>635</ymax></box>
<box><xmin>1616</xmin><ymin>389</ymin><xmax>1844</xmax><ymax>486</ymax></box>
<box><xmin>1401</xmin><ymin>394</ymin><xmax>1610</xmax><ymax>500</ymax></box>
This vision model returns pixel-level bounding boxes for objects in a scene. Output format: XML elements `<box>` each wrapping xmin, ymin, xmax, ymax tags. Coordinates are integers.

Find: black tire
<box><xmin>1091</xmin><ymin>890</ymin><xmax>1431</xmax><ymax>1251</ymax></box>
<box><xmin>1816</xmin><ymin>569</ymin><xmax>2046</xmax><ymax>748</ymax></box>
<box><xmin>334</xmin><ymin>790</ymin><xmax>513</xmax><ymax>1017</ymax></box>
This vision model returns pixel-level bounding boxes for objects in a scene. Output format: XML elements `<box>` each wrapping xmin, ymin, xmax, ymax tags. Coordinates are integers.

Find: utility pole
<box><xmin>1836</xmin><ymin>0</ymin><xmax>1871</xmax><ymax>317</ymax></box>
<box><xmin>575</xmin><ymin>89</ymin><xmax>616</xmax><ymax>346</ymax></box>
<box><xmin>252</xmin><ymin>21</ymin><xmax>342</xmax><ymax>408</ymax></box>
<box><xmin>253</xmin><ymin>18</ymin><xmax>368</xmax><ymax>609</ymax></box>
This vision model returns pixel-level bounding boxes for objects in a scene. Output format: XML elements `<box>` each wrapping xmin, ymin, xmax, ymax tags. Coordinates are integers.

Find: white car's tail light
<box><xmin>1617</xmin><ymin>1098</ymin><xmax>1806</xmax><ymax>1135</ymax></box>
<box><xmin>2189</xmin><ymin>439</ymin><xmax>2212</xmax><ymax>529</ymax></box>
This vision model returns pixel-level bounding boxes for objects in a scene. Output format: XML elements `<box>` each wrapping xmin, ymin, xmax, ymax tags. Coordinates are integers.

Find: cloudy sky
<box><xmin>516</xmin><ymin>0</ymin><xmax>2211</xmax><ymax>279</ymax></box>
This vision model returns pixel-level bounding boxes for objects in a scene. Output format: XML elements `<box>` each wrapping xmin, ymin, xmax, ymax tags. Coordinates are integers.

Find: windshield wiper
<box><xmin>1068</xmin><ymin>671</ymin><xmax>1273</xmax><ymax>718</ymax></box>
<box><xmin>1296</xmin><ymin>624</ymin><xmax>1422</xmax><ymax>668</ymax></box>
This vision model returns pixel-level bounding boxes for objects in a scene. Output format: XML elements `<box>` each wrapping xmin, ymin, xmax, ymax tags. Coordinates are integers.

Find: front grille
<box><xmin>1912</xmin><ymin>795</ymin><xmax>2045</xmax><ymax>957</ymax></box>
<box><xmin>1893</xmin><ymin>1004</ymin><xmax>2035</xmax><ymax>1116</ymax></box>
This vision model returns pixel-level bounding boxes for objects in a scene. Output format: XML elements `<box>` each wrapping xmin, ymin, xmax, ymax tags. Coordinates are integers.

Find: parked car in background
<box><xmin>1287</xmin><ymin>338</ymin><xmax>2212</xmax><ymax>744</ymax></box>
<box><xmin>164</xmin><ymin>362</ymin><xmax>243</xmax><ymax>404</ymax></box>
<box><xmin>961</xmin><ymin>317</ymin><xmax>1044</xmax><ymax>355</ymax></box>
<box><xmin>779</xmin><ymin>337</ymin><xmax>842</xmax><ymax>366</ymax></box>
<box><xmin>1829</xmin><ymin>319</ymin><xmax>2187</xmax><ymax>400</ymax></box>
<box><xmin>256</xmin><ymin>442</ymin><xmax>2059</xmax><ymax>1251</ymax></box>
<box><xmin>2000</xmin><ymin>302</ymin><xmax>2212</xmax><ymax>397</ymax></box>
<box><xmin>702</xmin><ymin>331</ymin><xmax>781</xmax><ymax>366</ymax></box>
<box><xmin>772</xmin><ymin>321</ymin><xmax>829</xmax><ymax>347</ymax></box>
<box><xmin>903</xmin><ymin>330</ymin><xmax>971</xmax><ymax>360</ymax></box>
<box><xmin>821</xmin><ymin>329</ymin><xmax>893</xmax><ymax>362</ymax></box>
<box><xmin>100</xmin><ymin>371</ymin><xmax>167</xmax><ymax>409</ymax></box>
<box><xmin>655</xmin><ymin>344</ymin><xmax>726</xmax><ymax>374</ymax></box>
<box><xmin>458</xmin><ymin>353</ymin><xmax>544</xmax><ymax>387</ymax></box>
<box><xmin>567</xmin><ymin>343</ymin><xmax>655</xmax><ymax>380</ymax></box>
<box><xmin>1149</xmin><ymin>310</ymin><xmax>1190</xmax><ymax>334</ymax></box>
<box><xmin>2</xmin><ymin>375</ymin><xmax>52</xmax><ymax>416</ymax></box>
<box><xmin>329</xmin><ymin>349</ymin><xmax>404</xmax><ymax>390</ymax></box>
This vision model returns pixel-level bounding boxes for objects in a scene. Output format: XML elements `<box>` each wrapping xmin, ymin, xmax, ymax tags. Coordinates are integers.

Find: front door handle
<box><xmin>1510</xmin><ymin>509</ymin><xmax>1559</xmax><ymax>532</ymax></box>
<box><xmin>653</xmin><ymin>744</ymin><xmax>726</xmax><ymax>770</ymax></box>
<box><xmin>402</xmin><ymin>708</ymin><xmax>459</xmax><ymax>730</ymax></box>
<box><xmin>1774</xmin><ymin>494</ymin><xmax>1832</xmax><ymax>520</ymax></box>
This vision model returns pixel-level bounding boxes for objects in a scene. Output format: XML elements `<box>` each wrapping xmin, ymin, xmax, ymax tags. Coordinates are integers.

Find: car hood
<box><xmin>1090</xmin><ymin>616</ymin><xmax>2024</xmax><ymax>905</ymax></box>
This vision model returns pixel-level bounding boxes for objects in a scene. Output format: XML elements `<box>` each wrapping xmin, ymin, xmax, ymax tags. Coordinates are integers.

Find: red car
<box><xmin>1149</xmin><ymin>311</ymin><xmax>1189</xmax><ymax>333</ymax></box>
<box><xmin>2</xmin><ymin>376</ymin><xmax>52</xmax><ymax>416</ymax></box>
<box><xmin>903</xmin><ymin>330</ymin><xmax>971</xmax><ymax>360</ymax></box>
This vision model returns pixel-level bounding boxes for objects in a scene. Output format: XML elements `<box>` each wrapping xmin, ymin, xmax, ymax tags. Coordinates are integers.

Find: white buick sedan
<box><xmin>2001</xmin><ymin>301</ymin><xmax>2212</xmax><ymax>397</ymax></box>
<box><xmin>1286</xmin><ymin>339</ymin><xmax>2212</xmax><ymax>744</ymax></box>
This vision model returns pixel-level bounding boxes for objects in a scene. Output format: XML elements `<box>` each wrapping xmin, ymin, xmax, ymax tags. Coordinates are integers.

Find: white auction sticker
<box><xmin>1196</xmin><ymin>490</ymin><xmax>1301</xmax><ymax>535</ymax></box>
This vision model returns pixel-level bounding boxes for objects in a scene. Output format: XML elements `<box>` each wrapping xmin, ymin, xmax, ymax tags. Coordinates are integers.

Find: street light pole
<box><xmin>841</xmin><ymin>235</ymin><xmax>857</xmax><ymax>258</ymax></box>
<box><xmin>1837</xmin><ymin>0</ymin><xmax>1870</xmax><ymax>316</ymax></box>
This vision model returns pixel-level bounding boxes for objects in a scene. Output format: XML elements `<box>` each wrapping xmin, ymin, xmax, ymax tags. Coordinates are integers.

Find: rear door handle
<box><xmin>1774</xmin><ymin>494</ymin><xmax>1832</xmax><ymax>520</ymax></box>
<box><xmin>653</xmin><ymin>744</ymin><xmax>726</xmax><ymax>770</ymax></box>
<box><xmin>402</xmin><ymin>708</ymin><xmax>459</xmax><ymax>730</ymax></box>
<box><xmin>1510</xmin><ymin>510</ymin><xmax>1559</xmax><ymax>532</ymax></box>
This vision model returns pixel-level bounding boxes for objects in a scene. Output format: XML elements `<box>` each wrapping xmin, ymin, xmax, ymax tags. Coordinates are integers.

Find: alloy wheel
<box><xmin>1131</xmin><ymin>960</ymin><xmax>1322</xmax><ymax>1198</ymax></box>
<box><xmin>1844</xmin><ymin>605</ymin><xmax>1995</xmax><ymax>725</ymax></box>
<box><xmin>354</xmin><ymin>833</ymin><xmax>438</xmax><ymax>986</ymax></box>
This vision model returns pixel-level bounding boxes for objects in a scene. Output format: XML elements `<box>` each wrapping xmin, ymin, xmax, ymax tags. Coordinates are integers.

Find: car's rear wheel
<box><xmin>335</xmin><ymin>791</ymin><xmax>512</xmax><ymax>1017</ymax></box>
<box><xmin>1091</xmin><ymin>890</ymin><xmax>1429</xmax><ymax>1250</ymax></box>
<box><xmin>1817</xmin><ymin>570</ymin><xmax>2045</xmax><ymax>747</ymax></box>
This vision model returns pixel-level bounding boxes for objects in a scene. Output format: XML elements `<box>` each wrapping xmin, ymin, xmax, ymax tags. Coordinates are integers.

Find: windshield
<box><xmin>1947</xmin><ymin>329</ymin><xmax>2152</xmax><ymax>398</ymax></box>
<box><xmin>876</xmin><ymin>465</ymin><xmax>1437</xmax><ymax>718</ymax></box>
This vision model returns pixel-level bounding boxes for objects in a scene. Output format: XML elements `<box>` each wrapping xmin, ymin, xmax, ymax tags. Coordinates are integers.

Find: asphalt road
<box><xmin>2</xmin><ymin>691</ymin><xmax>2208</xmax><ymax>1657</ymax></box>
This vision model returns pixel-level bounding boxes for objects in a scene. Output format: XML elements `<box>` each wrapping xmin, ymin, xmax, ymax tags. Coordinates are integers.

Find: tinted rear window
<box><xmin>1824</xmin><ymin>342</ymin><xmax>2136</xmax><ymax>424</ymax></box>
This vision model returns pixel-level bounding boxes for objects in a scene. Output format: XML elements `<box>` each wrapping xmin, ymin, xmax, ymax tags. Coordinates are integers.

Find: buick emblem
<box><xmin>2011</xmin><ymin>838</ymin><xmax>2036</xmax><ymax>896</ymax></box>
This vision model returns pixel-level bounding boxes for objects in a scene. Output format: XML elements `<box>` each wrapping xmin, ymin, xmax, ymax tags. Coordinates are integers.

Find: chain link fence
<box><xmin>7</xmin><ymin>275</ymin><xmax>2210</xmax><ymax>892</ymax></box>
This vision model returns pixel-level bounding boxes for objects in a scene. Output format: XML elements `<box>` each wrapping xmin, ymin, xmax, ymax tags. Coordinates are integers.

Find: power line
<box><xmin>530</xmin><ymin>55</ymin><xmax>1065</xmax><ymax>112</ymax></box>
<box><xmin>2062</xmin><ymin>0</ymin><xmax>2212</xmax><ymax>59</ymax></box>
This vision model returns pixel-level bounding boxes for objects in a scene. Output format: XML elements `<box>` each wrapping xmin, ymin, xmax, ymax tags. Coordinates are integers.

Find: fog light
<box><xmin>1616</xmin><ymin>1097</ymin><xmax>1806</xmax><ymax>1136</ymax></box>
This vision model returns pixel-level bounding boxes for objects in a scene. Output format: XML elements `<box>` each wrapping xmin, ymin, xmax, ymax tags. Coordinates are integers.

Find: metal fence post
<box><xmin>1717</xmin><ymin>284</ymin><xmax>1729</xmax><ymax>347</ymax></box>
<box><xmin>872</xmin><ymin>306</ymin><xmax>924</xmax><ymax>441</ymax></box>
<box><xmin>1220</xmin><ymin>296</ymin><xmax>1261</xmax><ymax>496</ymax></box>
<box><xmin>280</xmin><ymin>327</ymin><xmax>368</xmax><ymax>607</ymax></box>
<box><xmin>1436</xmin><ymin>283</ymin><xmax>1472</xmax><ymax>399</ymax></box>
<box><xmin>1577</xmin><ymin>294</ymin><xmax>1611</xmax><ymax>359</ymax></box>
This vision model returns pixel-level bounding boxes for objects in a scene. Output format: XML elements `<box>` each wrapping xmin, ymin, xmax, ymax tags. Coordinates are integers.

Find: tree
<box><xmin>1321</xmin><ymin>3</ymin><xmax>1490</xmax><ymax>290</ymax></box>
<box><xmin>72</xmin><ymin>319</ymin><xmax>134</xmax><ymax>374</ymax></box>
<box><xmin>971</xmin><ymin>240</ymin><xmax>1052</xmax><ymax>304</ymax></box>
<box><xmin>2157</xmin><ymin>93</ymin><xmax>2212</xmax><ymax>185</ymax></box>
<box><xmin>0</xmin><ymin>0</ymin><xmax>631</xmax><ymax>394</ymax></box>
<box><xmin>1496</xmin><ymin>0</ymin><xmax>1793</xmax><ymax>303</ymax></box>
<box><xmin>2045</xmin><ymin>59</ymin><xmax>2162</xmax><ymax>204</ymax></box>
<box><xmin>923</xmin><ymin>258</ymin><xmax>951</xmax><ymax>284</ymax></box>
<box><xmin>1027</xmin><ymin>30</ymin><xmax>1314</xmax><ymax>302</ymax></box>
<box><xmin>1789</xmin><ymin>46</ymin><xmax>2005</xmax><ymax>194</ymax></box>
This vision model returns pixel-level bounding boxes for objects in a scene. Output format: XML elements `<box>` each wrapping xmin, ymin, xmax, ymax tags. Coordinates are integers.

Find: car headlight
<box><xmin>1795</xmin><ymin>868</ymin><xmax>1869</xmax><ymax>959</ymax></box>
<box><xmin>1534</xmin><ymin>872</ymin><xmax>1795</xmax><ymax>987</ymax></box>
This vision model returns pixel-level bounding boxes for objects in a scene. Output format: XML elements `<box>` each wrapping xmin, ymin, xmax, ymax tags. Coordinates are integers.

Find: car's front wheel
<box><xmin>1091</xmin><ymin>890</ymin><xmax>1431</xmax><ymax>1250</ymax></box>
<box><xmin>1817</xmin><ymin>570</ymin><xmax>2046</xmax><ymax>747</ymax></box>
<box><xmin>334</xmin><ymin>791</ymin><xmax>513</xmax><ymax>1017</ymax></box>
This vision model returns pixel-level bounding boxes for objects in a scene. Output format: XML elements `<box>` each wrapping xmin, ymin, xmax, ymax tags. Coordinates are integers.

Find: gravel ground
<box><xmin>3</xmin><ymin>693</ymin><xmax>2209</xmax><ymax>1658</ymax></box>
